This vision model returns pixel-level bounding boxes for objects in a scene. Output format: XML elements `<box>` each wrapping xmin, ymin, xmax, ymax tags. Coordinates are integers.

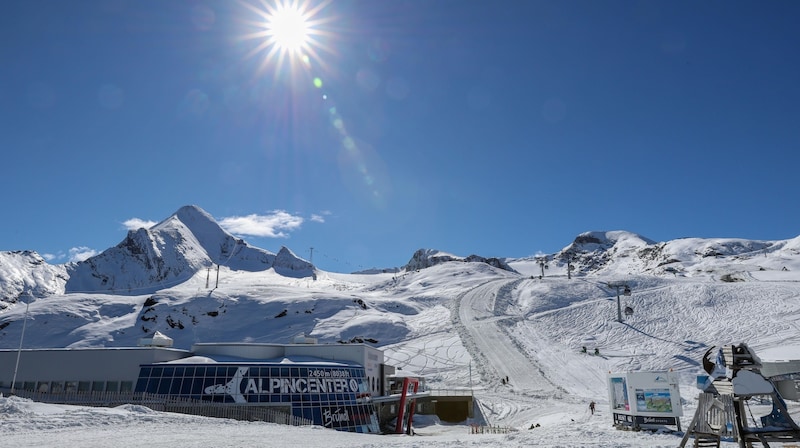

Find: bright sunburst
<box><xmin>267</xmin><ymin>3</ymin><xmax>309</xmax><ymax>53</ymax></box>
<box><xmin>240</xmin><ymin>0</ymin><xmax>333</xmax><ymax>77</ymax></box>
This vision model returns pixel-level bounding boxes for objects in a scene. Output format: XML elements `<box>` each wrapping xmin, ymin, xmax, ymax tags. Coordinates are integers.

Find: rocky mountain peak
<box><xmin>404</xmin><ymin>248</ymin><xmax>516</xmax><ymax>273</ymax></box>
<box><xmin>62</xmin><ymin>205</ymin><xmax>310</xmax><ymax>294</ymax></box>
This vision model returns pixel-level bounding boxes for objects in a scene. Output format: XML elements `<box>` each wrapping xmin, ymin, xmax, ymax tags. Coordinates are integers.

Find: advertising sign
<box><xmin>635</xmin><ymin>388</ymin><xmax>672</xmax><ymax>413</ymax></box>
<box><xmin>202</xmin><ymin>366</ymin><xmax>364</xmax><ymax>403</ymax></box>
<box><xmin>610</xmin><ymin>376</ymin><xmax>629</xmax><ymax>411</ymax></box>
<box><xmin>607</xmin><ymin>371</ymin><xmax>682</xmax><ymax>429</ymax></box>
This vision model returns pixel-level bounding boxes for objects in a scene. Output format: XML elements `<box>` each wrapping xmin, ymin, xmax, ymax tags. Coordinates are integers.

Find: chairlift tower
<box><xmin>679</xmin><ymin>343</ymin><xmax>800</xmax><ymax>447</ymax></box>
<box><xmin>535</xmin><ymin>255</ymin><xmax>549</xmax><ymax>279</ymax></box>
<box><xmin>606</xmin><ymin>281</ymin><xmax>631</xmax><ymax>323</ymax></box>
<box><xmin>562</xmin><ymin>251</ymin><xmax>577</xmax><ymax>280</ymax></box>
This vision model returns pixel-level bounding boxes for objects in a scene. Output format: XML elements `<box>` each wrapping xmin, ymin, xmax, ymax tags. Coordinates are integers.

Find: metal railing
<box><xmin>469</xmin><ymin>424</ymin><xmax>516</xmax><ymax>434</ymax></box>
<box><xmin>426</xmin><ymin>388</ymin><xmax>474</xmax><ymax>397</ymax></box>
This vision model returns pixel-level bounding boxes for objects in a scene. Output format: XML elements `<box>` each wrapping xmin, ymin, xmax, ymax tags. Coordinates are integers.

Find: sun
<box><xmin>266</xmin><ymin>3</ymin><xmax>310</xmax><ymax>53</ymax></box>
<box><xmin>240</xmin><ymin>0</ymin><xmax>333</xmax><ymax>77</ymax></box>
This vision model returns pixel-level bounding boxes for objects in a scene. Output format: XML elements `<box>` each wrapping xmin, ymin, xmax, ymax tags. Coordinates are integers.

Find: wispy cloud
<box><xmin>69</xmin><ymin>246</ymin><xmax>99</xmax><ymax>262</ymax></box>
<box><xmin>218</xmin><ymin>210</ymin><xmax>304</xmax><ymax>238</ymax></box>
<box><xmin>123</xmin><ymin>218</ymin><xmax>157</xmax><ymax>230</ymax></box>
<box><xmin>310</xmin><ymin>210</ymin><xmax>332</xmax><ymax>223</ymax></box>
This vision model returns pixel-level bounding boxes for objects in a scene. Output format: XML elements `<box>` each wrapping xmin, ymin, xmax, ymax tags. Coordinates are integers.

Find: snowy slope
<box><xmin>4</xmin><ymin>262</ymin><xmax>800</xmax><ymax>447</ymax></box>
<box><xmin>0</xmin><ymin>250</ymin><xmax>67</xmax><ymax>304</ymax></box>
<box><xmin>2</xmin><ymin>208</ymin><xmax>800</xmax><ymax>446</ymax></box>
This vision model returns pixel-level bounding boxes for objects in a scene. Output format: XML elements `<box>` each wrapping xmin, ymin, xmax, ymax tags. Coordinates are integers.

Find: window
<box><xmin>134</xmin><ymin>378</ymin><xmax>148</xmax><ymax>392</ymax></box>
<box><xmin>157</xmin><ymin>377</ymin><xmax>172</xmax><ymax>394</ymax></box>
<box><xmin>180</xmin><ymin>376</ymin><xmax>194</xmax><ymax>395</ymax></box>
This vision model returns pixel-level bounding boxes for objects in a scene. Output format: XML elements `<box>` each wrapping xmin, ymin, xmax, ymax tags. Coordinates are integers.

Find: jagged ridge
<box><xmin>63</xmin><ymin>205</ymin><xmax>312</xmax><ymax>294</ymax></box>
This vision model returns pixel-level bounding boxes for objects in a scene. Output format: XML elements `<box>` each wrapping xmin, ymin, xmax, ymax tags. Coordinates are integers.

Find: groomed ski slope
<box><xmin>4</xmin><ymin>257</ymin><xmax>800</xmax><ymax>446</ymax></box>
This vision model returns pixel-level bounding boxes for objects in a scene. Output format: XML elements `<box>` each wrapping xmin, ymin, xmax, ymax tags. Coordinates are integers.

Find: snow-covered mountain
<box><xmin>403</xmin><ymin>248</ymin><xmax>516</xmax><ymax>272</ymax></box>
<box><xmin>4</xmin><ymin>209</ymin><xmax>800</xmax><ymax>441</ymax></box>
<box><xmin>0</xmin><ymin>250</ymin><xmax>67</xmax><ymax>304</ymax></box>
<box><xmin>13</xmin><ymin>205</ymin><xmax>312</xmax><ymax>297</ymax></box>
<box><xmin>514</xmin><ymin>230</ymin><xmax>800</xmax><ymax>280</ymax></box>
<box><xmin>0</xmin><ymin>205</ymin><xmax>531</xmax><ymax>303</ymax></box>
<box><xmin>1</xmin><ymin>207</ymin><xmax>798</xmax><ymax>354</ymax></box>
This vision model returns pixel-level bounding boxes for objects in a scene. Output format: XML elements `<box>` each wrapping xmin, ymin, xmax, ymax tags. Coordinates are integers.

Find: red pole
<box><xmin>394</xmin><ymin>377</ymin><xmax>420</xmax><ymax>434</ymax></box>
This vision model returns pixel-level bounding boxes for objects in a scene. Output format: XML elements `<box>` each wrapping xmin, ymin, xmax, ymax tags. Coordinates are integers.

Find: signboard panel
<box><xmin>135</xmin><ymin>363</ymin><xmax>378</xmax><ymax>433</ymax></box>
<box><xmin>607</xmin><ymin>371</ymin><xmax>682</xmax><ymax>429</ymax></box>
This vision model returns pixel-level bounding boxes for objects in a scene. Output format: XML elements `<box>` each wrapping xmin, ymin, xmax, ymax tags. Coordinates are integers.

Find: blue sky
<box><xmin>2</xmin><ymin>0</ymin><xmax>799</xmax><ymax>273</ymax></box>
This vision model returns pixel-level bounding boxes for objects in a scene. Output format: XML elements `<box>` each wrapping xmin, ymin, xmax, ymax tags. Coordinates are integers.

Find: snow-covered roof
<box><xmin>159</xmin><ymin>355</ymin><xmax>355</xmax><ymax>367</ymax></box>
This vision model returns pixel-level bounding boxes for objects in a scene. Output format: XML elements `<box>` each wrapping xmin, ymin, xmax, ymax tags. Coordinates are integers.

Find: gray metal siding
<box><xmin>0</xmin><ymin>348</ymin><xmax>191</xmax><ymax>385</ymax></box>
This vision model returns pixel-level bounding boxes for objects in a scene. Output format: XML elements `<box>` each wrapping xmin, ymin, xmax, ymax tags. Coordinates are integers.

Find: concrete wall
<box><xmin>0</xmin><ymin>347</ymin><xmax>191</xmax><ymax>387</ymax></box>
<box><xmin>0</xmin><ymin>344</ymin><xmax>390</xmax><ymax>399</ymax></box>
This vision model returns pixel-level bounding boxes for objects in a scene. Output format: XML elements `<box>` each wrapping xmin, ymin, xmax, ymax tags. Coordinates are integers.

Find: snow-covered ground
<box><xmin>4</xmin><ymin>230</ymin><xmax>800</xmax><ymax>446</ymax></box>
<box><xmin>0</xmin><ymin>394</ymin><xmax>713</xmax><ymax>447</ymax></box>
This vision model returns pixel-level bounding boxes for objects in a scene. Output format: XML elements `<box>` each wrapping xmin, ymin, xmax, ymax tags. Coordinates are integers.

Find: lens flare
<box><xmin>239</xmin><ymin>0</ymin><xmax>335</xmax><ymax>79</ymax></box>
<box><xmin>238</xmin><ymin>1</ymin><xmax>391</xmax><ymax>208</ymax></box>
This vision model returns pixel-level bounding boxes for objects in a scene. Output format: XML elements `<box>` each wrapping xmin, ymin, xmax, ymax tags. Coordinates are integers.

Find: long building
<box><xmin>0</xmin><ymin>334</ymin><xmax>396</xmax><ymax>433</ymax></box>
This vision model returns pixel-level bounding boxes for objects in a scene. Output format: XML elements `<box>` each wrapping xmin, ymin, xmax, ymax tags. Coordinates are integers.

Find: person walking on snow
<box><xmin>589</xmin><ymin>401</ymin><xmax>596</xmax><ymax>415</ymax></box>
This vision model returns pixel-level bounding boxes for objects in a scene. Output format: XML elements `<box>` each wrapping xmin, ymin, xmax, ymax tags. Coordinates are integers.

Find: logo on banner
<box><xmin>203</xmin><ymin>367</ymin><xmax>359</xmax><ymax>403</ymax></box>
<box><xmin>204</xmin><ymin>366</ymin><xmax>248</xmax><ymax>403</ymax></box>
<box><xmin>323</xmin><ymin>407</ymin><xmax>351</xmax><ymax>426</ymax></box>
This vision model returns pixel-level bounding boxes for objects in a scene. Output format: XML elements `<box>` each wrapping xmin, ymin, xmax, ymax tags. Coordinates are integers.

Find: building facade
<box><xmin>0</xmin><ymin>338</ymin><xmax>386</xmax><ymax>433</ymax></box>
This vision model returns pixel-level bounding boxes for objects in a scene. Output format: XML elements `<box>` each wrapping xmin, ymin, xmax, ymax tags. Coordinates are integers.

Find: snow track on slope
<box><xmin>453</xmin><ymin>278</ymin><xmax>563</xmax><ymax>427</ymax></box>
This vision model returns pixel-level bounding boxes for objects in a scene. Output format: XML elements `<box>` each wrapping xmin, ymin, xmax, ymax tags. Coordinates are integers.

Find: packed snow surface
<box><xmin>4</xmin><ymin>222</ymin><xmax>800</xmax><ymax>446</ymax></box>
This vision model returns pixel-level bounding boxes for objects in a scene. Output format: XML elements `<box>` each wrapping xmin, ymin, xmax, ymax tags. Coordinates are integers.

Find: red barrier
<box><xmin>395</xmin><ymin>377</ymin><xmax>420</xmax><ymax>434</ymax></box>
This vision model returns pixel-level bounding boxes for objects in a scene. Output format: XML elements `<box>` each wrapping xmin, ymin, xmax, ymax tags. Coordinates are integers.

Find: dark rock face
<box><xmin>404</xmin><ymin>249</ymin><xmax>517</xmax><ymax>273</ymax></box>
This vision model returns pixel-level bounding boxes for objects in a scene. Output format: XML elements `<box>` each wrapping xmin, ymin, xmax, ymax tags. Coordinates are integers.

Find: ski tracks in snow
<box><xmin>453</xmin><ymin>278</ymin><xmax>566</xmax><ymax>426</ymax></box>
